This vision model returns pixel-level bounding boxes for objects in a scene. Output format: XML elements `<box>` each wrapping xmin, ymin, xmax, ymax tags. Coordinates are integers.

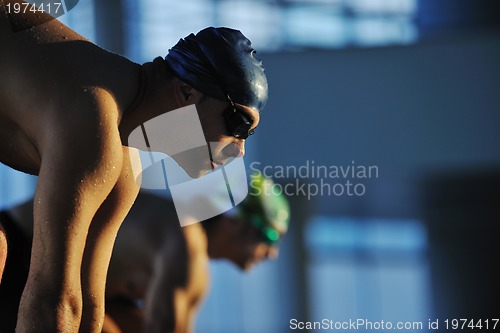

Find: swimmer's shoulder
<box><xmin>1</xmin><ymin>1</ymin><xmax>139</xmax><ymax>119</ymax></box>
<box><xmin>0</xmin><ymin>0</ymin><xmax>121</xmax><ymax>80</ymax></box>
<box><xmin>0</xmin><ymin>1</ymin><xmax>116</xmax><ymax>109</ymax></box>
<box><xmin>0</xmin><ymin>0</ymin><xmax>87</xmax><ymax>44</ymax></box>
<box><xmin>181</xmin><ymin>222</ymin><xmax>209</xmax><ymax>305</ymax></box>
<box><xmin>182</xmin><ymin>222</ymin><xmax>208</xmax><ymax>260</ymax></box>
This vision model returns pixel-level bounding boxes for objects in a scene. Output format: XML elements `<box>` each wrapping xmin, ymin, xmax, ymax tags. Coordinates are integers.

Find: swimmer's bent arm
<box><xmin>79</xmin><ymin>146</ymin><xmax>141</xmax><ymax>333</ymax></box>
<box><xmin>16</xmin><ymin>90</ymin><xmax>124</xmax><ymax>333</ymax></box>
<box><xmin>144</xmin><ymin>233</ymin><xmax>206</xmax><ymax>333</ymax></box>
<box><xmin>144</xmin><ymin>236</ymin><xmax>190</xmax><ymax>333</ymax></box>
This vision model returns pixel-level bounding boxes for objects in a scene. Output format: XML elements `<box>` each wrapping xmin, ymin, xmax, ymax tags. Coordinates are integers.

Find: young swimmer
<box><xmin>0</xmin><ymin>1</ymin><xmax>268</xmax><ymax>331</ymax></box>
<box><xmin>0</xmin><ymin>174</ymin><xmax>290</xmax><ymax>333</ymax></box>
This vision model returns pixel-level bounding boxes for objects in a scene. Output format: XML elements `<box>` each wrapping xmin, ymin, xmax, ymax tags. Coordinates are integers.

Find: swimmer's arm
<box><xmin>79</xmin><ymin>146</ymin><xmax>141</xmax><ymax>332</ymax></box>
<box><xmin>181</xmin><ymin>253</ymin><xmax>207</xmax><ymax>333</ymax></box>
<box><xmin>16</xmin><ymin>91</ymin><xmax>124</xmax><ymax>332</ymax></box>
<box><xmin>172</xmin><ymin>288</ymin><xmax>193</xmax><ymax>333</ymax></box>
<box><xmin>144</xmin><ymin>235</ymin><xmax>206</xmax><ymax>333</ymax></box>
<box><xmin>144</xmin><ymin>235</ymin><xmax>185</xmax><ymax>333</ymax></box>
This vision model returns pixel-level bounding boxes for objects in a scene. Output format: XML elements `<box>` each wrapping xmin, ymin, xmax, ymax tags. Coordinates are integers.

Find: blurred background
<box><xmin>1</xmin><ymin>0</ymin><xmax>500</xmax><ymax>332</ymax></box>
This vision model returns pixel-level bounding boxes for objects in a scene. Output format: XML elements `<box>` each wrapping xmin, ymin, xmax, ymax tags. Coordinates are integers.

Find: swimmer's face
<box><xmin>164</xmin><ymin>78</ymin><xmax>260</xmax><ymax>178</ymax></box>
<box><xmin>193</xmin><ymin>96</ymin><xmax>260</xmax><ymax>176</ymax></box>
<box><xmin>230</xmin><ymin>217</ymin><xmax>283</xmax><ymax>271</ymax></box>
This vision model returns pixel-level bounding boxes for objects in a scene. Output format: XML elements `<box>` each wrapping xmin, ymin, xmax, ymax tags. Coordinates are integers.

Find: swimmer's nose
<box><xmin>224</xmin><ymin>141</ymin><xmax>245</xmax><ymax>159</ymax></box>
<box><xmin>266</xmin><ymin>246</ymin><xmax>279</xmax><ymax>260</ymax></box>
<box><xmin>233</xmin><ymin>140</ymin><xmax>245</xmax><ymax>158</ymax></box>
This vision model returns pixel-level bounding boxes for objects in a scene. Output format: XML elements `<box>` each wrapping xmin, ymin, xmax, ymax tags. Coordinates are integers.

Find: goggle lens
<box><xmin>223</xmin><ymin>95</ymin><xmax>255</xmax><ymax>139</ymax></box>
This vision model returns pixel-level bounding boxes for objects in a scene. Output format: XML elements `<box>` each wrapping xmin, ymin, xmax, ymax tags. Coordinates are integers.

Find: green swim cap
<box><xmin>238</xmin><ymin>172</ymin><xmax>290</xmax><ymax>244</ymax></box>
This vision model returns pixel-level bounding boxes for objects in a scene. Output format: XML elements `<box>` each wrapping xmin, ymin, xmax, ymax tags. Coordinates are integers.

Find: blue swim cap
<box><xmin>165</xmin><ymin>27</ymin><xmax>268</xmax><ymax>112</ymax></box>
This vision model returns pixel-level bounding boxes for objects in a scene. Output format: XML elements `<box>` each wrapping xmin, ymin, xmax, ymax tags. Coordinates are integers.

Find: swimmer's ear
<box><xmin>179</xmin><ymin>82</ymin><xmax>192</xmax><ymax>101</ymax></box>
<box><xmin>178</xmin><ymin>82</ymin><xmax>204</xmax><ymax>105</ymax></box>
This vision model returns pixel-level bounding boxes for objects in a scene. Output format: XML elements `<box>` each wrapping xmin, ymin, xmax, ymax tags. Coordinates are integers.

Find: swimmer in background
<box><xmin>0</xmin><ymin>174</ymin><xmax>290</xmax><ymax>333</ymax></box>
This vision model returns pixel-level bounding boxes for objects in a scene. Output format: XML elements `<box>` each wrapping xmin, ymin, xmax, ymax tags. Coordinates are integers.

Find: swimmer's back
<box><xmin>0</xmin><ymin>0</ymin><xmax>140</xmax><ymax>175</ymax></box>
<box><xmin>0</xmin><ymin>0</ymin><xmax>116</xmax><ymax>115</ymax></box>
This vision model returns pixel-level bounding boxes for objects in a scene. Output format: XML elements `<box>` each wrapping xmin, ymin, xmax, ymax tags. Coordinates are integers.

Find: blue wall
<box><xmin>255</xmin><ymin>33</ymin><xmax>500</xmax><ymax>218</ymax></box>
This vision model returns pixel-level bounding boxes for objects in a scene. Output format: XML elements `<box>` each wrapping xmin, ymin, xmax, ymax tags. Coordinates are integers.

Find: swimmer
<box><xmin>0</xmin><ymin>1</ymin><xmax>268</xmax><ymax>331</ymax></box>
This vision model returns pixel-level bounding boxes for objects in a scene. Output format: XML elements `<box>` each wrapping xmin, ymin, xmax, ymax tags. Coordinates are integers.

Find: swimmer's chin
<box><xmin>171</xmin><ymin>157</ymin><xmax>213</xmax><ymax>179</ymax></box>
<box><xmin>233</xmin><ymin>259</ymin><xmax>260</xmax><ymax>272</ymax></box>
<box><xmin>183</xmin><ymin>165</ymin><xmax>213</xmax><ymax>179</ymax></box>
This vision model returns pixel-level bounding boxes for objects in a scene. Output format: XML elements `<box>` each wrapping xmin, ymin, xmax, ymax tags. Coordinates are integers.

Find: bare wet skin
<box><xmin>0</xmin><ymin>1</ymin><xmax>143</xmax><ymax>332</ymax></box>
<box><xmin>0</xmin><ymin>2</ymin><xmax>260</xmax><ymax>331</ymax></box>
<box><xmin>0</xmin><ymin>1</ymin><xmax>140</xmax><ymax>175</ymax></box>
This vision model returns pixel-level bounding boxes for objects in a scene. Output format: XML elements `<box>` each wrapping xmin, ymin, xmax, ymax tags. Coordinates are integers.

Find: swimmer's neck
<box><xmin>119</xmin><ymin>57</ymin><xmax>181</xmax><ymax>143</ymax></box>
<box><xmin>203</xmin><ymin>219</ymin><xmax>235</xmax><ymax>260</ymax></box>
